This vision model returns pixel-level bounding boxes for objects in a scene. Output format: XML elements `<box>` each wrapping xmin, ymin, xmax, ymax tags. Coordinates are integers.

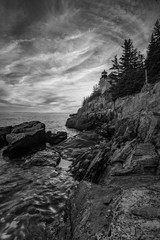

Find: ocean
<box><xmin>0</xmin><ymin>112</ymin><xmax>77</xmax><ymax>137</ymax></box>
<box><xmin>0</xmin><ymin>112</ymin><xmax>77</xmax><ymax>239</ymax></box>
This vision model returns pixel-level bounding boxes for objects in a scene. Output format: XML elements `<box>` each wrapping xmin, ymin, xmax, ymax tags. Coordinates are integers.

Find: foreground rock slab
<box><xmin>24</xmin><ymin>148</ymin><xmax>60</xmax><ymax>167</ymax></box>
<box><xmin>61</xmin><ymin>179</ymin><xmax>160</xmax><ymax>240</ymax></box>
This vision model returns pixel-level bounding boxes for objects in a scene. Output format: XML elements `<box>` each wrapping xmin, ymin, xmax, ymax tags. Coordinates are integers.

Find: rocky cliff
<box><xmin>66</xmin><ymin>82</ymin><xmax>160</xmax><ymax>131</ymax></box>
<box><xmin>58</xmin><ymin>81</ymin><xmax>160</xmax><ymax>240</ymax></box>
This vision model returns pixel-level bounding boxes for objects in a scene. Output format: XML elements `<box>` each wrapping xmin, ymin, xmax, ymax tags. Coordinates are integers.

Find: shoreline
<box><xmin>1</xmin><ymin>78</ymin><xmax>160</xmax><ymax>239</ymax></box>
<box><xmin>57</xmin><ymin>81</ymin><xmax>160</xmax><ymax>239</ymax></box>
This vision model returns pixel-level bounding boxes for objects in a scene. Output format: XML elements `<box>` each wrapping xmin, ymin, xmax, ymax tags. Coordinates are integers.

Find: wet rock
<box><xmin>70</xmin><ymin>141</ymin><xmax>109</xmax><ymax>182</ymax></box>
<box><xmin>60</xmin><ymin>178</ymin><xmax>160</xmax><ymax>240</ymax></box>
<box><xmin>70</xmin><ymin>148</ymin><xmax>88</xmax><ymax>158</ymax></box>
<box><xmin>64</xmin><ymin>181</ymin><xmax>121</xmax><ymax>240</ymax></box>
<box><xmin>65</xmin><ymin>114</ymin><xmax>77</xmax><ymax>129</ymax></box>
<box><xmin>0</xmin><ymin>126</ymin><xmax>12</xmax><ymax>148</ymax></box>
<box><xmin>66</xmin><ymin>115</ymin><xmax>95</xmax><ymax>131</ymax></box>
<box><xmin>57</xmin><ymin>132</ymin><xmax>103</xmax><ymax>150</ymax></box>
<box><xmin>11</xmin><ymin>121</ymin><xmax>45</xmax><ymax>133</ymax></box>
<box><xmin>24</xmin><ymin>149</ymin><xmax>60</xmax><ymax>167</ymax></box>
<box><xmin>3</xmin><ymin>121</ymin><xmax>46</xmax><ymax>158</ymax></box>
<box><xmin>54</xmin><ymin>132</ymin><xmax>107</xmax><ymax>182</ymax></box>
<box><xmin>46</xmin><ymin>131</ymin><xmax>67</xmax><ymax>145</ymax></box>
<box><xmin>0</xmin><ymin>135</ymin><xmax>5</xmax><ymax>149</ymax></box>
<box><xmin>58</xmin><ymin>81</ymin><xmax>160</xmax><ymax>240</ymax></box>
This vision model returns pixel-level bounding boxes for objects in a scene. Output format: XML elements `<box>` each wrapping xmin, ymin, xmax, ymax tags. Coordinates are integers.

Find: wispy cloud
<box><xmin>0</xmin><ymin>0</ymin><xmax>160</xmax><ymax>112</ymax></box>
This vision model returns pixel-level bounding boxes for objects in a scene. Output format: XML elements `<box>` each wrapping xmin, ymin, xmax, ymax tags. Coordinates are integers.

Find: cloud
<box><xmin>0</xmin><ymin>0</ymin><xmax>160</xmax><ymax>112</ymax></box>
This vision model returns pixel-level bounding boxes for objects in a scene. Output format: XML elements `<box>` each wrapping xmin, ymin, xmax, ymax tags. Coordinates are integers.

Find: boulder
<box><xmin>11</xmin><ymin>121</ymin><xmax>45</xmax><ymax>134</ymax></box>
<box><xmin>0</xmin><ymin>135</ymin><xmax>5</xmax><ymax>149</ymax></box>
<box><xmin>46</xmin><ymin>131</ymin><xmax>67</xmax><ymax>145</ymax></box>
<box><xmin>0</xmin><ymin>126</ymin><xmax>12</xmax><ymax>148</ymax></box>
<box><xmin>65</xmin><ymin>115</ymin><xmax>77</xmax><ymax>129</ymax></box>
<box><xmin>66</xmin><ymin>115</ymin><xmax>95</xmax><ymax>131</ymax></box>
<box><xmin>3</xmin><ymin>121</ymin><xmax>46</xmax><ymax>158</ymax></box>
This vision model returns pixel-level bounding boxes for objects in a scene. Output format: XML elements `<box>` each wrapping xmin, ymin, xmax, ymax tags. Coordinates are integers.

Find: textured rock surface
<box><xmin>55</xmin><ymin>131</ymin><xmax>105</xmax><ymax>165</ymax></box>
<box><xmin>46</xmin><ymin>131</ymin><xmax>67</xmax><ymax>145</ymax></box>
<box><xmin>24</xmin><ymin>148</ymin><xmax>60</xmax><ymax>167</ymax></box>
<box><xmin>3</xmin><ymin>121</ymin><xmax>46</xmax><ymax>158</ymax></box>
<box><xmin>110</xmin><ymin>143</ymin><xmax>159</xmax><ymax>176</ymax></box>
<box><xmin>0</xmin><ymin>126</ymin><xmax>12</xmax><ymax>148</ymax></box>
<box><xmin>59</xmin><ymin>81</ymin><xmax>160</xmax><ymax>240</ymax></box>
<box><xmin>59</xmin><ymin>178</ymin><xmax>160</xmax><ymax>240</ymax></box>
<box><xmin>66</xmin><ymin>81</ymin><xmax>160</xmax><ymax>132</ymax></box>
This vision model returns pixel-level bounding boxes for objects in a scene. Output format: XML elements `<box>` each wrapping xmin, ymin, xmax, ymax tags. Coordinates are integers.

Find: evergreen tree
<box><xmin>109</xmin><ymin>39</ymin><xmax>145</xmax><ymax>100</ymax></box>
<box><xmin>109</xmin><ymin>55</ymin><xmax>120</xmax><ymax>101</ymax></box>
<box><xmin>110</xmin><ymin>55</ymin><xmax>119</xmax><ymax>74</ymax></box>
<box><xmin>146</xmin><ymin>19</ymin><xmax>160</xmax><ymax>83</ymax></box>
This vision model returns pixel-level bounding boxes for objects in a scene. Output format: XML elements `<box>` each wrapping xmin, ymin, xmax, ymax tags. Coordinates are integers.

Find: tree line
<box><xmin>82</xmin><ymin>19</ymin><xmax>160</xmax><ymax>106</ymax></box>
<box><xmin>109</xmin><ymin>19</ymin><xmax>160</xmax><ymax>101</ymax></box>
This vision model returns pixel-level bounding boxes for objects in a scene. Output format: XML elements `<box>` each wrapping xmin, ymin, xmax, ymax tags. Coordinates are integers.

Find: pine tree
<box><xmin>109</xmin><ymin>39</ymin><xmax>145</xmax><ymax>100</ymax></box>
<box><xmin>109</xmin><ymin>55</ymin><xmax>120</xmax><ymax>101</ymax></box>
<box><xmin>110</xmin><ymin>55</ymin><xmax>119</xmax><ymax>74</ymax></box>
<box><xmin>146</xmin><ymin>19</ymin><xmax>160</xmax><ymax>83</ymax></box>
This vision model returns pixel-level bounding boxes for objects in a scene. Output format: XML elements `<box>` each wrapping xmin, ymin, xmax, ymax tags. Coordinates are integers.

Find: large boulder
<box><xmin>66</xmin><ymin>115</ymin><xmax>95</xmax><ymax>131</ymax></box>
<box><xmin>3</xmin><ymin>121</ymin><xmax>46</xmax><ymax>158</ymax></box>
<box><xmin>0</xmin><ymin>126</ymin><xmax>12</xmax><ymax>148</ymax></box>
<box><xmin>65</xmin><ymin>114</ymin><xmax>77</xmax><ymax>129</ymax></box>
<box><xmin>11</xmin><ymin>121</ymin><xmax>45</xmax><ymax>134</ymax></box>
<box><xmin>65</xmin><ymin>110</ymin><xmax>115</xmax><ymax>132</ymax></box>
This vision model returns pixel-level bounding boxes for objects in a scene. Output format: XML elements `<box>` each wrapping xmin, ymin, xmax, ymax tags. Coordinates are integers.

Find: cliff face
<box><xmin>61</xmin><ymin>81</ymin><xmax>160</xmax><ymax>240</ymax></box>
<box><xmin>66</xmin><ymin>82</ymin><xmax>160</xmax><ymax>131</ymax></box>
<box><xmin>115</xmin><ymin>82</ymin><xmax>160</xmax><ymax>118</ymax></box>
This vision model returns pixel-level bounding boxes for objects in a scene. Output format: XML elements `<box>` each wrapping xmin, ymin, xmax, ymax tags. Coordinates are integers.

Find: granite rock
<box><xmin>3</xmin><ymin>121</ymin><xmax>46</xmax><ymax>158</ymax></box>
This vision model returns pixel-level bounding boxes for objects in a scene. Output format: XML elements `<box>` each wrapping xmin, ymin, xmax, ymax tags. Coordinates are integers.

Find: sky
<box><xmin>0</xmin><ymin>0</ymin><xmax>160</xmax><ymax>113</ymax></box>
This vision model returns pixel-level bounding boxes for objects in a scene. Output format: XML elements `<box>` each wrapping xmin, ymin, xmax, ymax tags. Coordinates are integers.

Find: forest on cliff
<box><xmin>83</xmin><ymin>19</ymin><xmax>160</xmax><ymax>105</ymax></box>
